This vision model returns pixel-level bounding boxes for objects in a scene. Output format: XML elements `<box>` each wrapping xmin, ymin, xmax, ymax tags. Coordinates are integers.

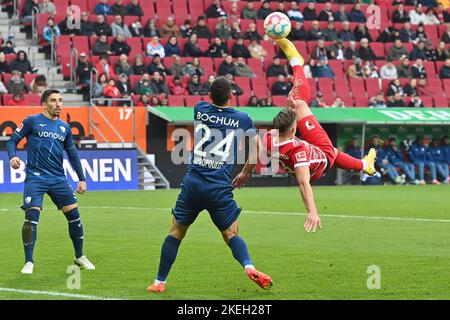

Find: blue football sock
<box><xmin>22</xmin><ymin>209</ymin><xmax>40</xmax><ymax>263</ymax></box>
<box><xmin>228</xmin><ymin>236</ymin><xmax>253</xmax><ymax>268</ymax></box>
<box><xmin>64</xmin><ymin>208</ymin><xmax>84</xmax><ymax>259</ymax></box>
<box><xmin>157</xmin><ymin>235</ymin><xmax>181</xmax><ymax>282</ymax></box>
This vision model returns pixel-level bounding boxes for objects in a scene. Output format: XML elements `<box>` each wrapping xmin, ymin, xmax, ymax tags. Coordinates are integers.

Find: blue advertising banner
<box><xmin>0</xmin><ymin>149</ymin><xmax>139</xmax><ymax>193</ymax></box>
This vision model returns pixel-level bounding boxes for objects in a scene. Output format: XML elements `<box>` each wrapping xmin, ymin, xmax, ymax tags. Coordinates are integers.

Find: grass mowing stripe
<box><xmin>0</xmin><ymin>287</ymin><xmax>123</xmax><ymax>300</ymax></box>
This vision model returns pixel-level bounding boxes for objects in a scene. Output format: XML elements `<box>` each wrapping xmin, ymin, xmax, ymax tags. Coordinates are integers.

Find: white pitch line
<box><xmin>2</xmin><ymin>206</ymin><xmax>450</xmax><ymax>224</ymax></box>
<box><xmin>0</xmin><ymin>287</ymin><xmax>123</xmax><ymax>300</ymax></box>
<box><xmin>84</xmin><ymin>206</ymin><xmax>450</xmax><ymax>224</ymax></box>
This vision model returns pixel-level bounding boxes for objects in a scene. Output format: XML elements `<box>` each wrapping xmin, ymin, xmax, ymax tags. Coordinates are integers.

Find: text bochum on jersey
<box><xmin>189</xmin><ymin>102</ymin><xmax>257</xmax><ymax>184</ymax></box>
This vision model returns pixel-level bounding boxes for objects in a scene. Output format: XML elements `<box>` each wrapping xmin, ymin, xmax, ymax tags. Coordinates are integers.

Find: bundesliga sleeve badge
<box><xmin>16</xmin><ymin>123</ymin><xmax>24</xmax><ymax>132</ymax></box>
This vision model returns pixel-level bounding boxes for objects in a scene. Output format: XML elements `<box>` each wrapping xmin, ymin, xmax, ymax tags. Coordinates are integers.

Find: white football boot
<box><xmin>74</xmin><ymin>256</ymin><xmax>95</xmax><ymax>270</ymax></box>
<box><xmin>21</xmin><ymin>261</ymin><xmax>34</xmax><ymax>274</ymax></box>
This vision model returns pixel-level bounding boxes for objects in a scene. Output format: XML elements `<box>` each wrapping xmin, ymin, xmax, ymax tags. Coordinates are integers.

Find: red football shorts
<box><xmin>297</xmin><ymin>115</ymin><xmax>337</xmax><ymax>168</ymax></box>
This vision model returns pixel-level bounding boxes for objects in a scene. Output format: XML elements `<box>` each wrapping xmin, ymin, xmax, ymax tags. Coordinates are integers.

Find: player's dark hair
<box><xmin>209</xmin><ymin>76</ymin><xmax>231</xmax><ymax>106</ymax></box>
<box><xmin>41</xmin><ymin>89</ymin><xmax>61</xmax><ymax>104</ymax></box>
<box><xmin>273</xmin><ymin>108</ymin><xmax>297</xmax><ymax>134</ymax></box>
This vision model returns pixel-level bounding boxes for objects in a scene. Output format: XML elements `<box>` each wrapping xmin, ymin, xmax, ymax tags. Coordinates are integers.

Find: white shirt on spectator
<box><xmin>409</xmin><ymin>10</ymin><xmax>427</xmax><ymax>25</ymax></box>
<box><xmin>288</xmin><ymin>10</ymin><xmax>304</xmax><ymax>21</ymax></box>
<box><xmin>146</xmin><ymin>43</ymin><xmax>166</xmax><ymax>58</ymax></box>
<box><xmin>380</xmin><ymin>64</ymin><xmax>398</xmax><ymax>79</ymax></box>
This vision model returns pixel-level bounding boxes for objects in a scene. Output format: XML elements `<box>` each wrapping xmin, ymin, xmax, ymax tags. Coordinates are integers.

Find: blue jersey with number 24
<box><xmin>188</xmin><ymin>101</ymin><xmax>257</xmax><ymax>185</ymax></box>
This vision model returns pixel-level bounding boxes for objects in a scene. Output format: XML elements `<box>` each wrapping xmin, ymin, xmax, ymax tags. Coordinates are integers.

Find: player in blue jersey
<box><xmin>147</xmin><ymin>77</ymin><xmax>272</xmax><ymax>293</ymax></box>
<box><xmin>6</xmin><ymin>89</ymin><xmax>95</xmax><ymax>274</ymax></box>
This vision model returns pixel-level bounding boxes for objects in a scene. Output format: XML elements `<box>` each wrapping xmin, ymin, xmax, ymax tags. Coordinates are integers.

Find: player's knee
<box><xmin>169</xmin><ymin>220</ymin><xmax>188</xmax><ymax>241</ymax></box>
<box><xmin>221</xmin><ymin>226</ymin><xmax>239</xmax><ymax>243</ymax></box>
<box><xmin>25</xmin><ymin>208</ymin><xmax>40</xmax><ymax>222</ymax></box>
<box><xmin>62</xmin><ymin>203</ymin><xmax>78</xmax><ymax>213</ymax></box>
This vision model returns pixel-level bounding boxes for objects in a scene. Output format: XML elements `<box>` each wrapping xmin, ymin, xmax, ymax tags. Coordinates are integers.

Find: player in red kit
<box><xmin>233</xmin><ymin>38</ymin><xmax>377</xmax><ymax>233</ymax></box>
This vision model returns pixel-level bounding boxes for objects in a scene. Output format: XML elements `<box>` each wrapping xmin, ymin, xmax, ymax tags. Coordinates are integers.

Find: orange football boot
<box><xmin>147</xmin><ymin>282</ymin><xmax>166</xmax><ymax>293</ymax></box>
<box><xmin>245</xmin><ymin>268</ymin><xmax>273</xmax><ymax>290</ymax></box>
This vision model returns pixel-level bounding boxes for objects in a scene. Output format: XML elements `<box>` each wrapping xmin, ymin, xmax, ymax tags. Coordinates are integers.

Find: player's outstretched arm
<box><xmin>294</xmin><ymin>166</ymin><xmax>321</xmax><ymax>233</ymax></box>
<box><xmin>232</xmin><ymin>135</ymin><xmax>262</xmax><ymax>189</ymax></box>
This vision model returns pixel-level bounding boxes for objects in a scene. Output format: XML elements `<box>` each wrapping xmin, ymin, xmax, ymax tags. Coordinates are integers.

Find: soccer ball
<box><xmin>264</xmin><ymin>12</ymin><xmax>291</xmax><ymax>40</ymax></box>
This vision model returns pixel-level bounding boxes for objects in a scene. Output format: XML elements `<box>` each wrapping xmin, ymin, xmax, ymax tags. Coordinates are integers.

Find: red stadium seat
<box><xmin>334</xmin><ymin>79</ymin><xmax>352</xmax><ymax>99</ymax></box>
<box><xmin>72</xmin><ymin>36</ymin><xmax>89</xmax><ymax>54</ymax></box>
<box><xmin>251</xmin><ymin>78</ymin><xmax>268</xmax><ymax>98</ymax></box>
<box><xmin>354</xmin><ymin>96</ymin><xmax>369</xmax><ymax>107</ymax></box>
<box><xmin>423</xmin><ymin>61</ymin><xmax>437</xmax><ymax>79</ymax></box>
<box><xmin>260</xmin><ymin>40</ymin><xmax>276</xmax><ymax>61</ymax></box>
<box><xmin>328</xmin><ymin>60</ymin><xmax>345</xmax><ymax>79</ymax></box>
<box><xmin>23</xmin><ymin>94</ymin><xmax>41</xmax><ymax>106</ymax></box>
<box><xmin>188</xmin><ymin>1</ymin><xmax>205</xmax><ymax>20</ymax></box>
<box><xmin>308</xmin><ymin>78</ymin><xmax>317</xmax><ymax>99</ymax></box>
<box><xmin>24</xmin><ymin>73</ymin><xmax>37</xmax><ymax>85</ymax></box>
<box><xmin>229</xmin><ymin>95</ymin><xmax>238</xmax><ymax>106</ymax></box>
<box><xmin>197</xmin><ymin>39</ymin><xmax>210</xmax><ymax>53</ymax></box>
<box><xmin>234</xmin><ymin>77</ymin><xmax>251</xmax><ymax>93</ymax></box>
<box><xmin>424</xmin><ymin>25</ymin><xmax>439</xmax><ymax>46</ymax></box>
<box><xmin>2</xmin><ymin>94</ymin><xmax>13</xmax><ymax>105</ymax></box>
<box><xmin>56</xmin><ymin>35</ymin><xmax>72</xmax><ymax>59</ymax></box>
<box><xmin>420</xmin><ymin>96</ymin><xmax>433</xmax><ymax>108</ymax></box>
<box><xmin>127</xmin><ymin>38</ymin><xmax>144</xmax><ymax>58</ymax></box>
<box><xmin>317</xmin><ymin>78</ymin><xmax>334</xmax><ymax>98</ymax></box>
<box><xmin>59</xmin><ymin>56</ymin><xmax>71</xmax><ymax>78</ymax></box>
<box><xmin>200</xmin><ymin>95</ymin><xmax>210</xmax><ymax>103</ymax></box>
<box><xmin>198</xmin><ymin>57</ymin><xmax>214</xmax><ymax>76</ymax></box>
<box><xmin>167</xmin><ymin>95</ymin><xmax>186</xmax><ymax>107</ymax></box>
<box><xmin>186</xmin><ymin>95</ymin><xmax>201</xmax><ymax>107</ymax></box>
<box><xmin>213</xmin><ymin>58</ymin><xmax>225</xmax><ymax>75</ymax></box>
<box><xmin>293</xmin><ymin>41</ymin><xmax>308</xmax><ymax>59</ymax></box>
<box><xmin>238</xmin><ymin>94</ymin><xmax>252</xmax><ymax>107</ymax></box>
<box><xmin>129</xmin><ymin>75</ymin><xmax>141</xmax><ymax>91</ymax></box>
<box><xmin>155</xmin><ymin>0</ymin><xmax>172</xmax><ymax>19</ymax></box>
<box><xmin>433</xmin><ymin>95</ymin><xmax>449</xmax><ymax>108</ymax></box>
<box><xmin>365</xmin><ymin>78</ymin><xmax>381</xmax><ymax>98</ymax></box>
<box><xmin>71</xmin><ymin>0</ymin><xmax>88</xmax><ymax>13</ymax></box>
<box><xmin>349</xmin><ymin>78</ymin><xmax>366</xmax><ymax>98</ymax></box>
<box><xmin>246</xmin><ymin>58</ymin><xmax>264</xmax><ymax>78</ymax></box>
<box><xmin>272</xmin><ymin>96</ymin><xmax>287</xmax><ymax>107</ymax></box>
<box><xmin>370</xmin><ymin>42</ymin><xmax>385</xmax><ymax>58</ymax></box>
<box><xmin>340</xmin><ymin>96</ymin><xmax>355</xmax><ymax>107</ymax></box>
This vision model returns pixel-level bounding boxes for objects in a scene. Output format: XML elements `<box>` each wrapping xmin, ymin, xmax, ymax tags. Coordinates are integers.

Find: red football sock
<box><xmin>334</xmin><ymin>151</ymin><xmax>364</xmax><ymax>171</ymax></box>
<box><xmin>290</xmin><ymin>65</ymin><xmax>310</xmax><ymax>104</ymax></box>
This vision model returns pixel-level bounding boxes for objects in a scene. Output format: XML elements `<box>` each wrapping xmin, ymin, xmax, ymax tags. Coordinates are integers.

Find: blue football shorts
<box><xmin>172</xmin><ymin>172</ymin><xmax>242</xmax><ymax>231</ymax></box>
<box><xmin>21</xmin><ymin>178</ymin><xmax>78</xmax><ymax>211</ymax></box>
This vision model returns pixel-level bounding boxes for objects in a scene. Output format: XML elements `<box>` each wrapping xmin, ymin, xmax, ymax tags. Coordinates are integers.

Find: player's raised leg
<box><xmin>334</xmin><ymin>148</ymin><xmax>377</xmax><ymax>176</ymax></box>
<box><xmin>276</xmin><ymin>38</ymin><xmax>312</xmax><ymax>119</ymax></box>
<box><xmin>221</xmin><ymin>221</ymin><xmax>272</xmax><ymax>290</ymax></box>
<box><xmin>21</xmin><ymin>207</ymin><xmax>40</xmax><ymax>274</ymax></box>
<box><xmin>276</xmin><ymin>38</ymin><xmax>376</xmax><ymax>175</ymax></box>
<box><xmin>147</xmin><ymin>217</ymin><xmax>189</xmax><ymax>293</ymax></box>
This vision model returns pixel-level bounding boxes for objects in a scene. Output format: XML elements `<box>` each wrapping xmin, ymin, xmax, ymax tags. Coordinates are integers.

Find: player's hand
<box><xmin>304</xmin><ymin>212</ymin><xmax>321</xmax><ymax>233</ymax></box>
<box><xmin>232</xmin><ymin>171</ymin><xmax>251</xmax><ymax>189</ymax></box>
<box><xmin>10</xmin><ymin>157</ymin><xmax>21</xmax><ymax>169</ymax></box>
<box><xmin>77</xmin><ymin>181</ymin><xmax>87</xmax><ymax>194</ymax></box>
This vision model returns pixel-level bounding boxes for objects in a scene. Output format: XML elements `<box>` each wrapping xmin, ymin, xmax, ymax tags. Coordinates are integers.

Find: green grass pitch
<box><xmin>0</xmin><ymin>185</ymin><xmax>450</xmax><ymax>300</ymax></box>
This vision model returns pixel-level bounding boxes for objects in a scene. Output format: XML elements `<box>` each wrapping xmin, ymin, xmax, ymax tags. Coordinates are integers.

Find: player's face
<box><xmin>44</xmin><ymin>93</ymin><xmax>63</xmax><ymax>118</ymax></box>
